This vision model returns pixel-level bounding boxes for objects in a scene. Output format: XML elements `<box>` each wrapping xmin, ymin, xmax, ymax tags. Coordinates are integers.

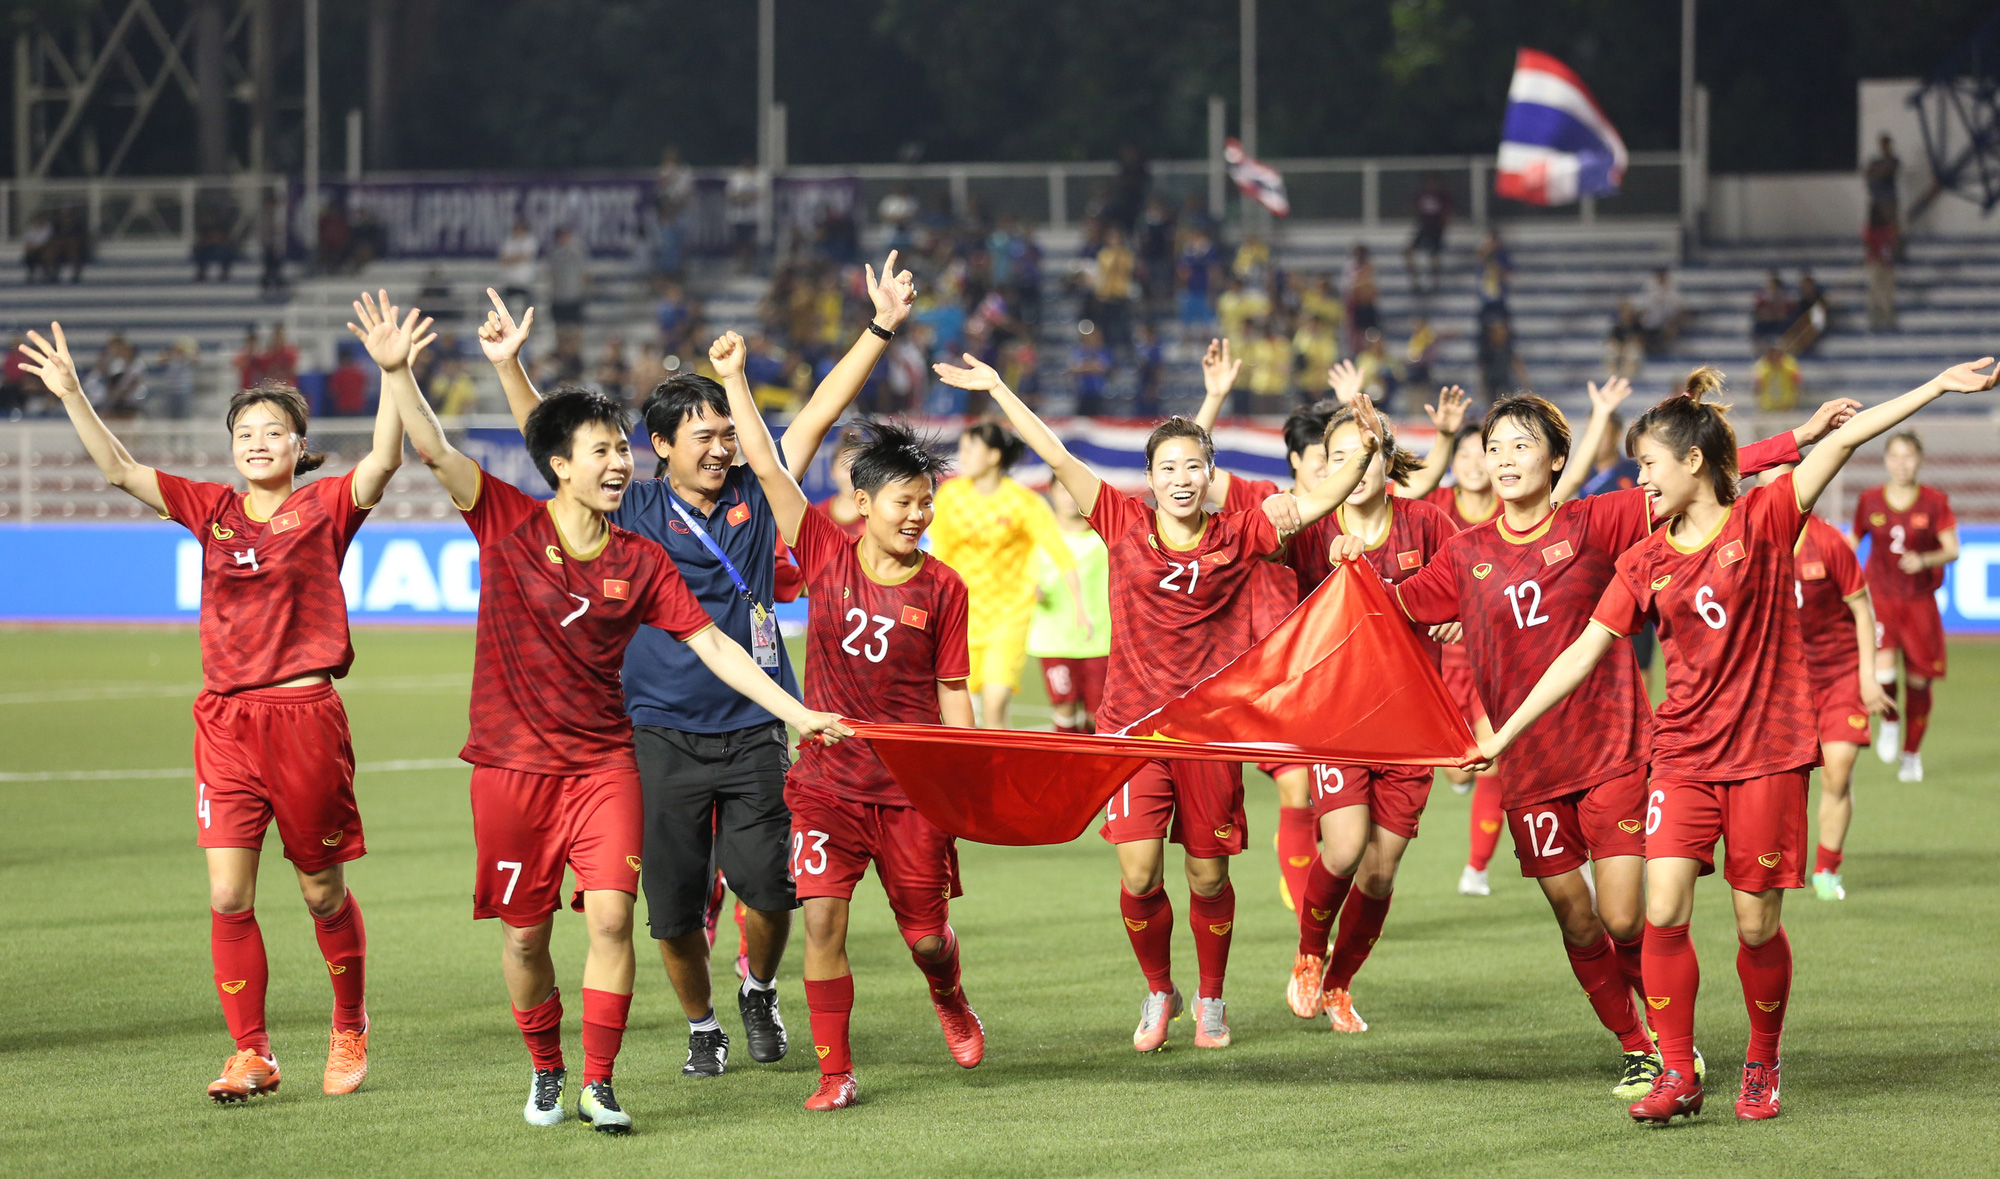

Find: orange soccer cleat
<box><xmin>804</xmin><ymin>1071</ymin><xmax>859</xmax><ymax>1111</ymax></box>
<box><xmin>1287</xmin><ymin>953</ymin><xmax>1327</xmax><ymax>1019</ymax></box>
<box><xmin>1322</xmin><ymin>987</ymin><xmax>1369</xmax><ymax>1033</ymax></box>
<box><xmin>323</xmin><ymin>1026</ymin><xmax>369</xmax><ymax>1095</ymax></box>
<box><xmin>207</xmin><ymin>1049</ymin><xmax>281</xmax><ymax>1104</ymax></box>
<box><xmin>932</xmin><ymin>991</ymin><xmax>986</xmax><ymax>1068</ymax></box>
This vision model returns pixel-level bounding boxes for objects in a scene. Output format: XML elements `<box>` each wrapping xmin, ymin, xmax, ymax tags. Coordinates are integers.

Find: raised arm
<box><xmin>347</xmin><ymin>289</ymin><xmax>426</xmax><ymax>508</ymax></box>
<box><xmin>776</xmin><ymin>251</ymin><xmax>915</xmax><ymax>481</ymax></box>
<box><xmin>1193</xmin><ymin>338</ymin><xmax>1244</xmax><ymax>504</ymax></box>
<box><xmin>1399</xmin><ymin>384</ymin><xmax>1468</xmax><ymax>500</ymax></box>
<box><xmin>19</xmin><ymin>323</ymin><xmax>164</xmax><ymax>514</ymax></box>
<box><xmin>934</xmin><ymin>353</ymin><xmax>1102</xmax><ymax>515</ymax></box>
<box><xmin>1481</xmin><ymin>622</ymin><xmax>1620</xmax><ymax>762</ymax></box>
<box><xmin>478</xmin><ymin>288</ymin><xmax>541</xmax><ymax>433</ymax></box>
<box><xmin>684</xmin><ymin>624</ymin><xmax>853</xmax><ymax>742</ymax></box>
<box><xmin>1793</xmin><ymin>358</ymin><xmax>1998</xmax><ymax>513</ymax></box>
<box><xmin>354</xmin><ymin>292</ymin><xmax>482</xmax><ymax>507</ymax></box>
<box><xmin>1289</xmin><ymin>395</ymin><xmax>1386</xmax><ymax>530</ymax></box>
<box><xmin>711</xmin><ymin>330</ymin><xmax>808</xmax><ymax>543</ymax></box>
<box><xmin>1553</xmin><ymin>376</ymin><xmax>1632</xmax><ymax>503</ymax></box>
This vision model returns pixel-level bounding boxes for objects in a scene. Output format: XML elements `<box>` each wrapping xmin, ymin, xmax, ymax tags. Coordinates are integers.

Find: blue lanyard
<box><xmin>668</xmin><ymin>494</ymin><xmax>758</xmax><ymax>605</ymax></box>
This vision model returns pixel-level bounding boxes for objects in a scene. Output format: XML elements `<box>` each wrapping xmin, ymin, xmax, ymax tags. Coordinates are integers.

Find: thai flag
<box><xmin>1495</xmin><ymin>48</ymin><xmax>1627</xmax><ymax>206</ymax></box>
<box><xmin>1225</xmin><ymin>138</ymin><xmax>1290</xmax><ymax>217</ymax></box>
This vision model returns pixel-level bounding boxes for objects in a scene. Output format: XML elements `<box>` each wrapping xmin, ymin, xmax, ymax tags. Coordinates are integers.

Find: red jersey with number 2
<box><xmin>1853</xmin><ymin>484</ymin><xmax>1954</xmax><ymax>601</ymax></box>
<box><xmin>786</xmin><ymin>506</ymin><xmax>971</xmax><ymax>806</ymax></box>
<box><xmin>1394</xmin><ymin>488</ymin><xmax>1655</xmax><ymax>809</ymax></box>
<box><xmin>1594</xmin><ymin>473</ymin><xmax>1818</xmax><ymax>781</ymax></box>
<box><xmin>1793</xmin><ymin>513</ymin><xmax>1867</xmax><ymax>688</ymax></box>
<box><xmin>156</xmin><ymin>468</ymin><xmax>370</xmax><ymax>694</ymax></box>
<box><xmin>460</xmin><ymin>471</ymin><xmax>713</xmax><ymax>776</ymax></box>
<box><xmin>1089</xmin><ymin>484</ymin><xmax>1282</xmax><ymax>732</ymax></box>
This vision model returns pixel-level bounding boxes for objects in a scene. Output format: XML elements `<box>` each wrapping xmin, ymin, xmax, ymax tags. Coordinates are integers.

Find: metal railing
<box><xmin>2</xmin><ymin>175</ymin><xmax>288</xmax><ymax>251</ymax></box>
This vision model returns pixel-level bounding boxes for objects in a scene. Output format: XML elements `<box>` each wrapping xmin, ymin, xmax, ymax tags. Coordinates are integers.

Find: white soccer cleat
<box><xmin>1898</xmin><ymin>751</ymin><xmax>1924</xmax><ymax>783</ymax></box>
<box><xmin>1458</xmin><ymin>866</ymin><xmax>1491</xmax><ymax>897</ymax></box>
<box><xmin>523</xmin><ymin>1067</ymin><xmax>566</xmax><ymax>1126</ymax></box>
<box><xmin>1874</xmin><ymin>720</ymin><xmax>1900</xmax><ymax>765</ymax></box>
<box><xmin>1132</xmin><ymin>988</ymin><xmax>1183</xmax><ymax>1052</ymax></box>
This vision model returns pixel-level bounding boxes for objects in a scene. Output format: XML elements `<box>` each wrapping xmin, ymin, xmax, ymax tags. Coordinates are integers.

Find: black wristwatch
<box><xmin>868</xmin><ymin>321</ymin><xmax>896</xmax><ymax>341</ymax></box>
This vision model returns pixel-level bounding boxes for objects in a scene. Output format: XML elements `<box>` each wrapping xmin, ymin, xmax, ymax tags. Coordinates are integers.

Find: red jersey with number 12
<box><xmin>1793</xmin><ymin>513</ymin><xmax>1867</xmax><ymax>689</ymax></box>
<box><xmin>460</xmin><ymin>472</ymin><xmax>713</xmax><ymax>776</ymax></box>
<box><xmin>1853</xmin><ymin>484</ymin><xmax>1955</xmax><ymax>601</ymax></box>
<box><xmin>1594</xmin><ymin>474</ymin><xmax>1818</xmax><ymax>781</ymax></box>
<box><xmin>788</xmin><ymin>506</ymin><xmax>971</xmax><ymax>806</ymax></box>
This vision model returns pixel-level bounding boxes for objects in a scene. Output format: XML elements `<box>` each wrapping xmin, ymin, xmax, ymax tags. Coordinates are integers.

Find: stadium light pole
<box><xmin>304</xmin><ymin>0</ymin><xmax>320</xmax><ymax>255</ymax></box>
<box><xmin>1679</xmin><ymin>0</ymin><xmax>1697</xmax><ymax>241</ymax></box>
<box><xmin>1240</xmin><ymin>0</ymin><xmax>1260</xmax><ymax>233</ymax></box>
<box><xmin>756</xmin><ymin>0</ymin><xmax>775</xmax><ymax>249</ymax></box>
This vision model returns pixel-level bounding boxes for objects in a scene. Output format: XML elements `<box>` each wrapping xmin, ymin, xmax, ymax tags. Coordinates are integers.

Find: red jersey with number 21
<box><xmin>787</xmin><ymin>506</ymin><xmax>971</xmax><ymax>806</ymax></box>
<box><xmin>460</xmin><ymin>471</ymin><xmax>713</xmax><ymax>776</ymax></box>
<box><xmin>1593</xmin><ymin>474</ymin><xmax>1818</xmax><ymax>782</ymax></box>
<box><xmin>1088</xmin><ymin>484</ymin><xmax>1282</xmax><ymax>732</ymax></box>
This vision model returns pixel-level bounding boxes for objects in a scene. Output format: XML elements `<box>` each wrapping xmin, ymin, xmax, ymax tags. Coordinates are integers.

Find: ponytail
<box><xmin>1323</xmin><ymin>405</ymin><xmax>1421</xmax><ymax>485</ymax></box>
<box><xmin>1626</xmin><ymin>366</ymin><xmax>1738</xmax><ymax>504</ymax></box>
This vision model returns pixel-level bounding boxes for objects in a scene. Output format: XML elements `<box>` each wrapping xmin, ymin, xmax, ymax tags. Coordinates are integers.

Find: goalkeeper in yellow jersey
<box><xmin>930</xmin><ymin>420</ymin><xmax>1087</xmax><ymax>728</ymax></box>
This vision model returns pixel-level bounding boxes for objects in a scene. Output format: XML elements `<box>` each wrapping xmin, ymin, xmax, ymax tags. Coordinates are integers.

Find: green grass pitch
<box><xmin>1</xmin><ymin>626</ymin><xmax>1996</xmax><ymax>1176</ymax></box>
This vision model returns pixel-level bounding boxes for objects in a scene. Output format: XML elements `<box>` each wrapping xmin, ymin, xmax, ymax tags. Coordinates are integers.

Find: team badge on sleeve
<box><xmin>1718</xmin><ymin>539</ymin><xmax>1747</xmax><ymax>567</ymax></box>
<box><xmin>899</xmin><ymin>605</ymin><xmax>930</xmax><ymax>631</ymax></box>
<box><xmin>604</xmin><ymin>579</ymin><xmax>630</xmax><ymax>600</ymax></box>
<box><xmin>1541</xmin><ymin>539</ymin><xmax>1573</xmax><ymax>566</ymax></box>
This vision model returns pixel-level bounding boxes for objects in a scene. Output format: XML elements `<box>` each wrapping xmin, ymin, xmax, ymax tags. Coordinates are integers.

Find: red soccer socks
<box><xmin>1642</xmin><ymin>922</ymin><xmax>1700</xmax><ymax>1078</ymax></box>
<box><xmin>1611</xmin><ymin>934</ymin><xmax>1646</xmax><ymax>1009</ymax></box>
<box><xmin>1467</xmin><ymin>776</ymin><xmax>1505</xmax><ymax>871</ymax></box>
<box><xmin>1276</xmin><ymin>806</ymin><xmax>1317</xmax><ymax>910</ymax></box>
<box><xmin>1814</xmin><ymin>844</ymin><xmax>1844</xmax><ymax>875</ymax></box>
<box><xmin>804</xmin><ymin>974</ymin><xmax>855</xmax><ymax>1075</ymax></box>
<box><xmin>512</xmin><ymin>988</ymin><xmax>565</xmax><ymax>1072</ymax></box>
<box><xmin>1324</xmin><ymin>888</ymin><xmax>1392</xmax><ymax>992</ymax></box>
<box><xmin>1119</xmin><ymin>884</ymin><xmax>1175</xmax><ymax>994</ymax></box>
<box><xmin>211</xmin><ymin>908</ymin><xmax>271</xmax><ymax>1058</ymax></box>
<box><xmin>1566</xmin><ymin>934</ymin><xmax>1653</xmax><ymax>1053</ymax></box>
<box><xmin>1187</xmin><ymin>884</ymin><xmax>1236</xmax><ymax>1001</ymax></box>
<box><xmin>580</xmin><ymin>988</ymin><xmax>631</xmax><ymax>1085</ymax></box>
<box><xmin>1737</xmin><ymin>927</ymin><xmax>1792</xmax><ymax>1065</ymax></box>
<box><xmin>1297</xmin><ymin>859</ymin><xmax>1355</xmax><ymax>958</ymax></box>
<box><xmin>1903</xmin><ymin>683</ymin><xmax>1933</xmax><ymax>752</ymax></box>
<box><xmin>312</xmin><ymin>891</ymin><xmax>368</xmax><ymax>1033</ymax></box>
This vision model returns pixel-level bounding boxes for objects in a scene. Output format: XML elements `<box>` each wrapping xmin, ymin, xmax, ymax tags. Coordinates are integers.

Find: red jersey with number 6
<box><xmin>1793</xmin><ymin>513</ymin><xmax>1868</xmax><ymax>689</ymax></box>
<box><xmin>156</xmin><ymin>468</ymin><xmax>370</xmax><ymax>694</ymax></box>
<box><xmin>787</xmin><ymin>506</ymin><xmax>971</xmax><ymax>806</ymax></box>
<box><xmin>1393</xmin><ymin>488</ymin><xmax>1655</xmax><ymax>808</ymax></box>
<box><xmin>1289</xmin><ymin>497</ymin><xmax>1457</xmax><ymax>664</ymax></box>
<box><xmin>1853</xmin><ymin>484</ymin><xmax>1954</xmax><ymax>601</ymax></box>
<box><xmin>460</xmin><ymin>471</ymin><xmax>713</xmax><ymax>776</ymax></box>
<box><xmin>1088</xmin><ymin>484</ymin><xmax>1282</xmax><ymax>732</ymax></box>
<box><xmin>1594</xmin><ymin>473</ymin><xmax>1818</xmax><ymax>781</ymax></box>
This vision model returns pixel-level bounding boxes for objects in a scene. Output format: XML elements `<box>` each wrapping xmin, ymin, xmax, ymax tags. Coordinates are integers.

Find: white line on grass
<box><xmin>0</xmin><ymin>757</ymin><xmax>468</xmax><ymax>783</ymax></box>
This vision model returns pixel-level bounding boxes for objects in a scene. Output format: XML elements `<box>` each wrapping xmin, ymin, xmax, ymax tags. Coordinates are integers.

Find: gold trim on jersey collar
<box><xmin>1455</xmin><ymin>489</ymin><xmax>1500</xmax><ymax>524</ymax></box>
<box><xmin>856</xmin><ymin>547</ymin><xmax>926</xmax><ymax>587</ymax></box>
<box><xmin>1337</xmin><ymin>501</ymin><xmax>1393</xmax><ymax>551</ymax></box>
<box><xmin>1664</xmin><ymin>505</ymin><xmax>1733</xmax><ymax>555</ymax></box>
<box><xmin>1155</xmin><ymin>510</ymin><xmax>1212</xmax><ymax>552</ymax></box>
<box><xmin>1496</xmin><ymin>503</ymin><xmax>1559</xmax><ymax>546</ymax></box>
<box><xmin>545</xmin><ymin>501</ymin><xmax>612</xmax><ymax>562</ymax></box>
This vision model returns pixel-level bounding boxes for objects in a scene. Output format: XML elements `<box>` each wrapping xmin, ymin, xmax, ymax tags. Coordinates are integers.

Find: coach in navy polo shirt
<box><xmin>479</xmin><ymin>257</ymin><xmax>915</xmax><ymax>1076</ymax></box>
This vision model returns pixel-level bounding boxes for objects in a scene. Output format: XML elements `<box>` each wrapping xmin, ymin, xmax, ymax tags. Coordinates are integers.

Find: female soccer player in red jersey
<box><xmin>1480</xmin><ymin>358</ymin><xmax>1997</xmax><ymax>1124</ymax></box>
<box><xmin>1758</xmin><ymin>467</ymin><xmax>1890</xmax><ymax>901</ymax></box>
<box><xmin>376</xmin><ymin>305</ymin><xmax>849</xmax><ymax>1132</ymax></box>
<box><xmin>1853</xmin><ymin>432</ymin><xmax>1959</xmax><ymax>782</ymax></box>
<box><xmin>935</xmin><ymin>351</ymin><xmax>1379</xmax><ymax>1052</ymax></box>
<box><xmin>716</xmin><ymin>333</ymin><xmax>983</xmax><ymax>1111</ymax></box>
<box><xmin>19</xmin><ymin>304</ymin><xmax>413</xmax><ymax>1103</ymax></box>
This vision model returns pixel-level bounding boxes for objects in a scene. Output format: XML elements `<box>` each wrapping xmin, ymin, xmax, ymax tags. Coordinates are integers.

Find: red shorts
<box><xmin>1874</xmin><ymin>593</ymin><xmax>1947</xmax><ymax>680</ymax></box>
<box><xmin>1439</xmin><ymin>644</ymin><xmax>1488</xmax><ymax>726</ymax></box>
<box><xmin>193</xmin><ymin>683</ymin><xmax>362</xmax><ymax>872</ymax></box>
<box><xmin>1101</xmin><ymin>759</ymin><xmax>1247</xmax><ymax>857</ymax></box>
<box><xmin>1258</xmin><ymin>761</ymin><xmax>1316</xmax><ymax>781</ymax></box>
<box><xmin>468</xmin><ymin>764</ymin><xmax>642</xmax><ymax>926</ymax></box>
<box><xmin>1308</xmin><ymin>762</ymin><xmax>1434</xmax><ymax>840</ymax></box>
<box><xmin>1505</xmin><ymin>768</ymin><xmax>1647</xmax><ymax>879</ymax></box>
<box><xmin>1040</xmin><ymin>656</ymin><xmax>1107</xmax><ymax>711</ymax></box>
<box><xmin>786</xmin><ymin>783</ymin><xmax>961</xmax><ymax>945</ymax></box>
<box><xmin>1644</xmin><ymin>769</ymin><xmax>1810</xmax><ymax>892</ymax></box>
<box><xmin>1811</xmin><ymin>672</ymin><xmax>1873</xmax><ymax>748</ymax></box>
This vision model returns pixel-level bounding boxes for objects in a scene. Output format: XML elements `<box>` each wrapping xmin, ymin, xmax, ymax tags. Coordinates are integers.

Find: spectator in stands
<box><xmin>2</xmin><ymin>333</ymin><xmax>32</xmax><ymax>418</ymax></box>
<box><xmin>656</xmin><ymin>146</ymin><xmax>695</xmax><ymax>221</ymax></box>
<box><xmin>1475</xmin><ymin>230</ymin><xmax>1513</xmax><ymax>329</ymax></box>
<box><xmin>1754</xmin><ymin>343</ymin><xmax>1803</xmax><ymax>412</ymax></box>
<box><xmin>258</xmin><ymin>194</ymin><xmax>286</xmax><ymax>300</ymax></box>
<box><xmin>1402</xmin><ymin>316</ymin><xmax>1439</xmax><ymax>393</ymax></box>
<box><xmin>1293</xmin><ymin>314</ymin><xmax>1339</xmax><ymax>399</ymax></box>
<box><xmin>1343</xmin><ymin>244</ymin><xmax>1380</xmax><ymax>355</ymax></box>
<box><xmin>1355</xmin><ymin>328</ymin><xmax>1394</xmax><ymax>407</ymax></box>
<box><xmin>878</xmin><ymin>185</ymin><xmax>920</xmax><ymax>251</ymax></box>
<box><xmin>655</xmin><ymin>280</ymin><xmax>693</xmax><ymax>355</ymax></box>
<box><xmin>1477</xmin><ymin>317</ymin><xmax>1527</xmax><ymax>404</ymax></box>
<box><xmin>1784</xmin><ymin>271</ymin><xmax>1830</xmax><ymax>354</ymax></box>
<box><xmin>151</xmin><ymin>338</ymin><xmax>198</xmax><ymax>420</ymax></box>
<box><xmin>259</xmin><ymin>326</ymin><xmax>299</xmax><ymax>388</ymax></box>
<box><xmin>1301</xmin><ymin>274</ymin><xmax>1344</xmax><ymax>344</ymax></box>
<box><xmin>327</xmin><ymin>344</ymin><xmax>370</xmax><ymax>416</ymax></box>
<box><xmin>1068</xmin><ymin>320</ymin><xmax>1112</xmax><ymax>415</ymax></box>
<box><xmin>21</xmin><ymin>213</ymin><xmax>54</xmax><ymax>283</ymax></box>
<box><xmin>547</xmin><ymin>228</ymin><xmax>590</xmax><ymax>343</ymax></box>
<box><xmin>1405</xmin><ymin>173</ymin><xmax>1451</xmax><ymax>293</ymax></box>
<box><xmin>49</xmin><ymin>209</ymin><xmax>89</xmax><ymax>283</ymax></box>
<box><xmin>1012</xmin><ymin>225</ymin><xmax>1045</xmax><ymax>328</ymax></box>
<box><xmin>497</xmin><ymin>219</ymin><xmax>539</xmax><ymax>307</ymax></box>
<box><xmin>430</xmin><ymin>356</ymin><xmax>479</xmax><ymax>417</ymax></box>
<box><xmin>1106</xmin><ymin>144</ymin><xmax>1151</xmax><ymax>235</ymax></box>
<box><xmin>1865</xmin><ymin>134</ymin><xmax>1901</xmax><ymax>237</ymax></box>
<box><xmin>726</xmin><ymin>160</ymin><xmax>762</xmax><ymax>271</ymax></box>
<box><xmin>1605</xmin><ymin>298</ymin><xmax>1644</xmax><ymax>380</ymax></box>
<box><xmin>1247</xmin><ymin>321</ymin><xmax>1294</xmax><ymax>408</ymax></box>
<box><xmin>1094</xmin><ymin>227</ymin><xmax>1137</xmax><ymax>357</ymax></box>
<box><xmin>1216</xmin><ymin>273</ymin><xmax>1269</xmax><ymax>353</ymax></box>
<box><xmin>233</xmin><ymin>328</ymin><xmax>265</xmax><ymax>391</ymax></box>
<box><xmin>348</xmin><ymin>206</ymin><xmax>387</xmax><ymax>268</ymax></box>
<box><xmin>592</xmin><ymin>335</ymin><xmax>631</xmax><ymax>404</ymax></box>
<box><xmin>1139</xmin><ymin>197</ymin><xmax>1178</xmax><ymax>312</ymax></box>
<box><xmin>1176</xmin><ymin>227</ymin><xmax>1220</xmax><ymax>342</ymax></box>
<box><xmin>1636</xmin><ymin>267</ymin><xmax>1685</xmax><ymax>355</ymax></box>
<box><xmin>316</xmin><ymin>200</ymin><xmax>351</xmax><ymax>274</ymax></box>
<box><xmin>1751</xmin><ymin>270</ymin><xmax>1794</xmax><ymax>345</ymax></box>
<box><xmin>1232</xmin><ymin>234</ymin><xmax>1271</xmax><ymax>292</ymax></box>
<box><xmin>193</xmin><ymin>205</ymin><xmax>236</xmax><ymax>282</ymax></box>
<box><xmin>1864</xmin><ymin>204</ymin><xmax>1899</xmax><ymax>331</ymax></box>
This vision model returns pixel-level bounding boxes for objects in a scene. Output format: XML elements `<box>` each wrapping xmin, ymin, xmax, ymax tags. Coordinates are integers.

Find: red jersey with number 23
<box><xmin>1394</xmin><ymin>488</ymin><xmax>1655</xmax><ymax>808</ymax></box>
<box><xmin>156</xmin><ymin>468</ymin><xmax>370</xmax><ymax>694</ymax></box>
<box><xmin>787</xmin><ymin>506</ymin><xmax>971</xmax><ymax>806</ymax></box>
<box><xmin>460</xmin><ymin>471</ymin><xmax>713</xmax><ymax>776</ymax></box>
<box><xmin>1593</xmin><ymin>473</ymin><xmax>1818</xmax><ymax>782</ymax></box>
<box><xmin>1793</xmin><ymin>513</ymin><xmax>1867</xmax><ymax>688</ymax></box>
<box><xmin>1089</xmin><ymin>484</ymin><xmax>1282</xmax><ymax>732</ymax></box>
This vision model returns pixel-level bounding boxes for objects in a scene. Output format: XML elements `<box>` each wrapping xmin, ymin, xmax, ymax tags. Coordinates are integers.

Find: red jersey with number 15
<box><xmin>787</xmin><ymin>507</ymin><xmax>971</xmax><ymax>806</ymax></box>
<box><xmin>1853</xmin><ymin>484</ymin><xmax>1955</xmax><ymax>600</ymax></box>
<box><xmin>1594</xmin><ymin>474</ymin><xmax>1818</xmax><ymax>782</ymax></box>
<box><xmin>1793</xmin><ymin>513</ymin><xmax>1868</xmax><ymax>689</ymax></box>
<box><xmin>460</xmin><ymin>471</ymin><xmax>714</xmax><ymax>776</ymax></box>
<box><xmin>1088</xmin><ymin>484</ymin><xmax>1282</xmax><ymax>732</ymax></box>
<box><xmin>156</xmin><ymin>468</ymin><xmax>370</xmax><ymax>695</ymax></box>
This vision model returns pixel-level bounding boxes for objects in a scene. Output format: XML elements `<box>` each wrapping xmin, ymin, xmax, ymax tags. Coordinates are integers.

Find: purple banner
<box><xmin>289</xmin><ymin>176</ymin><xmax>655</xmax><ymax>260</ymax></box>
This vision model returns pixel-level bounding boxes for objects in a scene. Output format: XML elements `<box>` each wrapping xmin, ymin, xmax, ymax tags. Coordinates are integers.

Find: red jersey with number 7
<box><xmin>1088</xmin><ymin>484</ymin><xmax>1282</xmax><ymax>732</ymax></box>
<box><xmin>460</xmin><ymin>471</ymin><xmax>714</xmax><ymax>776</ymax></box>
<box><xmin>1793</xmin><ymin>513</ymin><xmax>1868</xmax><ymax>689</ymax></box>
<box><xmin>787</xmin><ymin>506</ymin><xmax>971</xmax><ymax>806</ymax></box>
<box><xmin>1853</xmin><ymin>484</ymin><xmax>1954</xmax><ymax>601</ymax></box>
<box><xmin>1593</xmin><ymin>473</ymin><xmax>1819</xmax><ymax>782</ymax></box>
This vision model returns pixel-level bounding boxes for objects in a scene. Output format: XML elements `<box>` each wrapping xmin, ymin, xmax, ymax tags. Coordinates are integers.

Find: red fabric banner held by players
<box><xmin>848</xmin><ymin>563</ymin><xmax>1477</xmax><ymax>846</ymax></box>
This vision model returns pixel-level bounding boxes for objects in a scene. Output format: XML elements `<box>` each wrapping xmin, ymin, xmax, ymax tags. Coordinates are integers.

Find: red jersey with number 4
<box><xmin>1289</xmin><ymin>497</ymin><xmax>1457</xmax><ymax>664</ymax></box>
<box><xmin>1793</xmin><ymin>514</ymin><xmax>1867</xmax><ymax>688</ymax></box>
<box><xmin>1422</xmin><ymin>485</ymin><xmax>1501</xmax><ymax>532</ymax></box>
<box><xmin>1853</xmin><ymin>484</ymin><xmax>1954</xmax><ymax>600</ymax></box>
<box><xmin>1394</xmin><ymin>488</ymin><xmax>1655</xmax><ymax>808</ymax></box>
<box><xmin>787</xmin><ymin>506</ymin><xmax>970</xmax><ymax>806</ymax></box>
<box><xmin>157</xmin><ymin>469</ymin><xmax>370</xmax><ymax>694</ymax></box>
<box><xmin>1594</xmin><ymin>473</ymin><xmax>1818</xmax><ymax>781</ymax></box>
<box><xmin>1089</xmin><ymin>484</ymin><xmax>1282</xmax><ymax>732</ymax></box>
<box><xmin>1224</xmin><ymin>473</ymin><xmax>1303</xmax><ymax>633</ymax></box>
<box><xmin>460</xmin><ymin>471</ymin><xmax>713</xmax><ymax>775</ymax></box>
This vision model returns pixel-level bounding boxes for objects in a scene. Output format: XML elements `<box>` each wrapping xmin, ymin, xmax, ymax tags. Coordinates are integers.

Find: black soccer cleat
<box><xmin>682</xmin><ymin>1027</ymin><xmax>729</xmax><ymax>1077</ymax></box>
<box><xmin>738</xmin><ymin>986</ymin><xmax>789</xmax><ymax>1064</ymax></box>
